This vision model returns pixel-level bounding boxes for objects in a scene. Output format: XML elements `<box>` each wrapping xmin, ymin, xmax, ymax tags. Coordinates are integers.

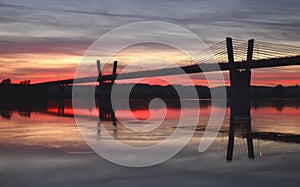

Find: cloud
<box><xmin>1</xmin><ymin>0</ymin><xmax>299</xmax><ymax>43</ymax></box>
<box><xmin>0</xmin><ymin>37</ymin><xmax>92</xmax><ymax>56</ymax></box>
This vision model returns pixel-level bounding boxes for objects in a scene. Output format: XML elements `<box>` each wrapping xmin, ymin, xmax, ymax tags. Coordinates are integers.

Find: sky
<box><xmin>0</xmin><ymin>0</ymin><xmax>299</xmax><ymax>86</ymax></box>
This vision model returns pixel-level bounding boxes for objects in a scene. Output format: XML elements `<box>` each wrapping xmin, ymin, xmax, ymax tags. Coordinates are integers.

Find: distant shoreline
<box><xmin>0</xmin><ymin>83</ymin><xmax>300</xmax><ymax>100</ymax></box>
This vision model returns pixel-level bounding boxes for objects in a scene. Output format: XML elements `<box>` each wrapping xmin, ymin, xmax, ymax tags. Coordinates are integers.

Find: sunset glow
<box><xmin>1</xmin><ymin>1</ymin><xmax>300</xmax><ymax>186</ymax></box>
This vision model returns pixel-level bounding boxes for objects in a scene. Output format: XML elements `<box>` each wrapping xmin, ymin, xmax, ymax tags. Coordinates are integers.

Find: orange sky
<box><xmin>1</xmin><ymin>44</ymin><xmax>299</xmax><ymax>87</ymax></box>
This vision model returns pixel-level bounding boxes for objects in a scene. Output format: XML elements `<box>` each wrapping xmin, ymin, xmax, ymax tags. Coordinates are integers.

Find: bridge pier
<box><xmin>226</xmin><ymin>37</ymin><xmax>254</xmax><ymax>161</ymax></box>
<box><xmin>227</xmin><ymin>37</ymin><xmax>252</xmax><ymax>117</ymax></box>
<box><xmin>96</xmin><ymin>59</ymin><xmax>117</xmax><ymax>127</ymax></box>
<box><xmin>230</xmin><ymin>70</ymin><xmax>251</xmax><ymax>116</ymax></box>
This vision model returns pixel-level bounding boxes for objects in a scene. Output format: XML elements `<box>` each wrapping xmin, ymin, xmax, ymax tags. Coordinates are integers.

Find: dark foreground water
<box><xmin>0</xmin><ymin>99</ymin><xmax>300</xmax><ymax>187</ymax></box>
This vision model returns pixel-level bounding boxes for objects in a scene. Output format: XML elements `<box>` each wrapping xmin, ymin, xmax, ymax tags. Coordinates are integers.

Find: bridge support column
<box><xmin>226</xmin><ymin>37</ymin><xmax>254</xmax><ymax>161</ymax></box>
<box><xmin>96</xmin><ymin>60</ymin><xmax>117</xmax><ymax>129</ymax></box>
<box><xmin>230</xmin><ymin>70</ymin><xmax>251</xmax><ymax>116</ymax></box>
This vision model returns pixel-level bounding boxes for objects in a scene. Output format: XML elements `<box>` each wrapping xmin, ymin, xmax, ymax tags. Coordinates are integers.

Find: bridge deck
<box><xmin>34</xmin><ymin>55</ymin><xmax>300</xmax><ymax>85</ymax></box>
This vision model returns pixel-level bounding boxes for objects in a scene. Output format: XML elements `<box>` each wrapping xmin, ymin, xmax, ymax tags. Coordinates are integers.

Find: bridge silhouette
<box><xmin>33</xmin><ymin>37</ymin><xmax>300</xmax><ymax>86</ymax></box>
<box><xmin>33</xmin><ymin>37</ymin><xmax>300</xmax><ymax>161</ymax></box>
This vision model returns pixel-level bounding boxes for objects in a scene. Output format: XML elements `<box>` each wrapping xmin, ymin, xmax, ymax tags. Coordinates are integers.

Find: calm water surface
<box><xmin>0</xmin><ymin>99</ymin><xmax>299</xmax><ymax>187</ymax></box>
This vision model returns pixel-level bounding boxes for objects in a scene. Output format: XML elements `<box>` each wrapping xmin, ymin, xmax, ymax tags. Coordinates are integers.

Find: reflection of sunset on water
<box><xmin>1</xmin><ymin>99</ymin><xmax>300</xmax><ymax>152</ymax></box>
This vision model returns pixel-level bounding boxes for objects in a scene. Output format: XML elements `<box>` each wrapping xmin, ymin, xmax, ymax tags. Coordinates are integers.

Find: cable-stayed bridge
<box><xmin>33</xmin><ymin>37</ymin><xmax>300</xmax><ymax>86</ymax></box>
<box><xmin>32</xmin><ymin>37</ymin><xmax>300</xmax><ymax>161</ymax></box>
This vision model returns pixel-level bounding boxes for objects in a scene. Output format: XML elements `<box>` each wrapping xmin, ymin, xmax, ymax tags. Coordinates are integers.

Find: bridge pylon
<box><xmin>226</xmin><ymin>37</ymin><xmax>254</xmax><ymax>161</ymax></box>
<box><xmin>96</xmin><ymin>60</ymin><xmax>118</xmax><ymax>85</ymax></box>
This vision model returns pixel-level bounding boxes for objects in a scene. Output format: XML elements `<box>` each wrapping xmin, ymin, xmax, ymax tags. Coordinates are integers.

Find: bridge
<box><xmin>33</xmin><ymin>37</ymin><xmax>300</xmax><ymax>161</ymax></box>
<box><xmin>33</xmin><ymin>37</ymin><xmax>300</xmax><ymax>86</ymax></box>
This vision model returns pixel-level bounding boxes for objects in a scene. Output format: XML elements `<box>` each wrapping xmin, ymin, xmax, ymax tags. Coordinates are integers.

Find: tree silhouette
<box><xmin>20</xmin><ymin>80</ymin><xmax>31</xmax><ymax>85</ymax></box>
<box><xmin>0</xmin><ymin>79</ymin><xmax>11</xmax><ymax>85</ymax></box>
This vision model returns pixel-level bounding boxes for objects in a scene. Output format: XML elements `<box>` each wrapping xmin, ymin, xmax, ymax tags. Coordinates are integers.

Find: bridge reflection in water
<box><xmin>1</xmin><ymin>99</ymin><xmax>300</xmax><ymax>161</ymax></box>
<box><xmin>77</xmin><ymin>99</ymin><xmax>300</xmax><ymax>161</ymax></box>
